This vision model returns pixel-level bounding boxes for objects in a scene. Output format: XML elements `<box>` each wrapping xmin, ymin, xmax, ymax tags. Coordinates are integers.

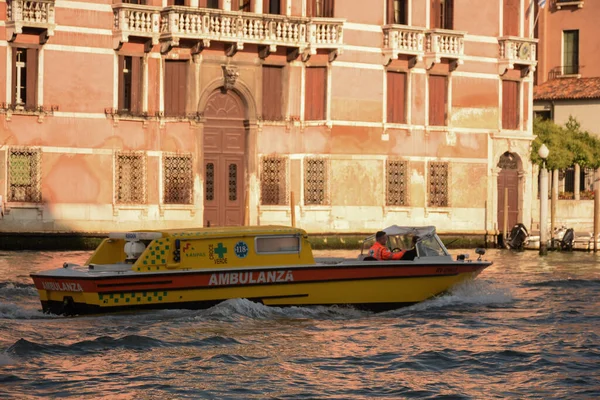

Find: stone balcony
<box><xmin>113</xmin><ymin>4</ymin><xmax>161</xmax><ymax>51</ymax></box>
<box><xmin>498</xmin><ymin>36</ymin><xmax>537</xmax><ymax>76</ymax></box>
<box><xmin>424</xmin><ymin>29</ymin><xmax>465</xmax><ymax>70</ymax></box>
<box><xmin>382</xmin><ymin>25</ymin><xmax>426</xmax><ymax>67</ymax></box>
<box><xmin>6</xmin><ymin>0</ymin><xmax>56</xmax><ymax>43</ymax></box>
<box><xmin>113</xmin><ymin>4</ymin><xmax>344</xmax><ymax>60</ymax></box>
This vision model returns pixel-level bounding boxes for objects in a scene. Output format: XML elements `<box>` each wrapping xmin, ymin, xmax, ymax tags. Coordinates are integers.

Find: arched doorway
<box><xmin>203</xmin><ymin>90</ymin><xmax>247</xmax><ymax>227</ymax></box>
<box><xmin>497</xmin><ymin>152</ymin><xmax>519</xmax><ymax>235</ymax></box>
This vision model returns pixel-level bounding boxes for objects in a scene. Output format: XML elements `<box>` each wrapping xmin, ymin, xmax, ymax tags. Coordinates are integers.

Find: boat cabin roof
<box><xmin>363</xmin><ymin>225</ymin><xmax>437</xmax><ymax>241</ymax></box>
<box><xmin>146</xmin><ymin>225</ymin><xmax>307</xmax><ymax>240</ymax></box>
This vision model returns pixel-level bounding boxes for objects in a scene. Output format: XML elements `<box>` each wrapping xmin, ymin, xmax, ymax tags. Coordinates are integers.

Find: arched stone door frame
<box><xmin>196</xmin><ymin>76</ymin><xmax>259</xmax><ymax>227</ymax></box>
<box><xmin>489</xmin><ymin>140</ymin><xmax>533</xmax><ymax>240</ymax></box>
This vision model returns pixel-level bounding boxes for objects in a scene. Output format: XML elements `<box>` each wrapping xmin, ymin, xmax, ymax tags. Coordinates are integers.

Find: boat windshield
<box><xmin>415</xmin><ymin>235</ymin><xmax>449</xmax><ymax>257</ymax></box>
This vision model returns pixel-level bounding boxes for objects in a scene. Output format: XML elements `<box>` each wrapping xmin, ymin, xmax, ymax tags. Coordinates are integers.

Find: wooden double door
<box><xmin>497</xmin><ymin>153</ymin><xmax>519</xmax><ymax>233</ymax></box>
<box><xmin>203</xmin><ymin>90</ymin><xmax>246</xmax><ymax>227</ymax></box>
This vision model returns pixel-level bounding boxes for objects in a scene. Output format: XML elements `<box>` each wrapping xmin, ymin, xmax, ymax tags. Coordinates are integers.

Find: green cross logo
<box><xmin>214</xmin><ymin>243</ymin><xmax>227</xmax><ymax>259</ymax></box>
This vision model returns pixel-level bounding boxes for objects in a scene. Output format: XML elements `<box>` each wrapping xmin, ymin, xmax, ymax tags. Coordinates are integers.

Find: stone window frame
<box><xmin>114</xmin><ymin>150</ymin><xmax>147</xmax><ymax>205</ymax></box>
<box><xmin>428</xmin><ymin>161</ymin><xmax>449</xmax><ymax>207</ymax></box>
<box><xmin>260</xmin><ymin>155</ymin><xmax>290</xmax><ymax>206</ymax></box>
<box><xmin>162</xmin><ymin>152</ymin><xmax>194</xmax><ymax>205</ymax></box>
<box><xmin>303</xmin><ymin>156</ymin><xmax>330</xmax><ymax>206</ymax></box>
<box><xmin>6</xmin><ymin>146</ymin><xmax>42</xmax><ymax>204</ymax></box>
<box><xmin>386</xmin><ymin>158</ymin><xmax>409</xmax><ymax>207</ymax></box>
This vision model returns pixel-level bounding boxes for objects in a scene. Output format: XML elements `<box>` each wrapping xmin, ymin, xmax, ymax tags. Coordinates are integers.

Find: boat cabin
<box><xmin>86</xmin><ymin>226</ymin><xmax>316</xmax><ymax>272</ymax></box>
<box><xmin>359</xmin><ymin>225</ymin><xmax>451</xmax><ymax>260</ymax></box>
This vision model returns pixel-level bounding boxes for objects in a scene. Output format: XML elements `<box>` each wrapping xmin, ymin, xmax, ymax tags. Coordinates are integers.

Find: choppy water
<box><xmin>0</xmin><ymin>249</ymin><xmax>599</xmax><ymax>399</ymax></box>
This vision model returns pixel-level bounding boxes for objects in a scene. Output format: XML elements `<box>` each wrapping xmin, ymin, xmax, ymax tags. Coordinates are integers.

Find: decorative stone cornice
<box><xmin>6</xmin><ymin>0</ymin><xmax>56</xmax><ymax>44</ymax></box>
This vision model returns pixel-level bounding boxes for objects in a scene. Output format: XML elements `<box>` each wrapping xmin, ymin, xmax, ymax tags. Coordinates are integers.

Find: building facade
<box><xmin>1</xmin><ymin>0</ymin><xmax>538</xmax><ymax>234</ymax></box>
<box><xmin>533</xmin><ymin>0</ymin><xmax>599</xmax><ymax>208</ymax></box>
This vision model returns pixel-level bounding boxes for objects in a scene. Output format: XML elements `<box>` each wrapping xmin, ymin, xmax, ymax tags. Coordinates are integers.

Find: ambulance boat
<box><xmin>30</xmin><ymin>225</ymin><xmax>492</xmax><ymax>315</ymax></box>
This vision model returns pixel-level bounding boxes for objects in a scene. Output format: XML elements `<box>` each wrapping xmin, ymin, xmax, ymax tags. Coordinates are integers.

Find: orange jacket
<box><xmin>369</xmin><ymin>242</ymin><xmax>405</xmax><ymax>260</ymax></box>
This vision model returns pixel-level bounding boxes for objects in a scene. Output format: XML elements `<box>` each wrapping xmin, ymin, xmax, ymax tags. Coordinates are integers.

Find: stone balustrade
<box><xmin>113</xmin><ymin>4</ymin><xmax>162</xmax><ymax>50</ymax></box>
<box><xmin>382</xmin><ymin>25</ymin><xmax>426</xmax><ymax>65</ymax></box>
<box><xmin>113</xmin><ymin>4</ymin><xmax>343</xmax><ymax>56</ymax></box>
<box><xmin>424</xmin><ymin>29</ymin><xmax>465</xmax><ymax>69</ymax></box>
<box><xmin>498</xmin><ymin>37</ymin><xmax>537</xmax><ymax>75</ymax></box>
<box><xmin>6</xmin><ymin>0</ymin><xmax>56</xmax><ymax>42</ymax></box>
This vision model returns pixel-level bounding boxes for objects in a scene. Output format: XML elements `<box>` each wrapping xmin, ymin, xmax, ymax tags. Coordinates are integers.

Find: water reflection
<box><xmin>0</xmin><ymin>249</ymin><xmax>599</xmax><ymax>398</ymax></box>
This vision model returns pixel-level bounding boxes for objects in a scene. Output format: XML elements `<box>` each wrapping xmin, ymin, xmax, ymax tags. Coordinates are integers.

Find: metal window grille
<box><xmin>304</xmin><ymin>157</ymin><xmax>329</xmax><ymax>205</ymax></box>
<box><xmin>260</xmin><ymin>156</ymin><xmax>289</xmax><ymax>205</ymax></box>
<box><xmin>115</xmin><ymin>151</ymin><xmax>147</xmax><ymax>204</ymax></box>
<box><xmin>428</xmin><ymin>162</ymin><xmax>448</xmax><ymax>207</ymax></box>
<box><xmin>205</xmin><ymin>163</ymin><xmax>214</xmax><ymax>201</ymax></box>
<box><xmin>8</xmin><ymin>147</ymin><xmax>41</xmax><ymax>203</ymax></box>
<box><xmin>228</xmin><ymin>164</ymin><xmax>237</xmax><ymax>201</ymax></box>
<box><xmin>386</xmin><ymin>159</ymin><xmax>408</xmax><ymax>206</ymax></box>
<box><xmin>163</xmin><ymin>153</ymin><xmax>193</xmax><ymax>204</ymax></box>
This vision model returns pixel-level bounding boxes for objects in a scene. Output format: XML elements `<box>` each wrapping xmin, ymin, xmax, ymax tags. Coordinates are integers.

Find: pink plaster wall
<box><xmin>44</xmin><ymin>52</ymin><xmax>113</xmax><ymax>113</ymax></box>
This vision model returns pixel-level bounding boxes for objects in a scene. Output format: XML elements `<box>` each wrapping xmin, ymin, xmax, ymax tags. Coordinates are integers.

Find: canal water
<box><xmin>0</xmin><ymin>249</ymin><xmax>599</xmax><ymax>399</ymax></box>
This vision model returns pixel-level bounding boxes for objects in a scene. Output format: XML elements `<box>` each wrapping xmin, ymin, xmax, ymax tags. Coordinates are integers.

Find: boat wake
<box><xmin>0</xmin><ymin>301</ymin><xmax>52</xmax><ymax>320</ymax></box>
<box><xmin>524</xmin><ymin>278</ymin><xmax>600</xmax><ymax>289</ymax></box>
<box><xmin>0</xmin><ymin>282</ymin><xmax>38</xmax><ymax>299</ymax></box>
<box><xmin>384</xmin><ymin>278</ymin><xmax>514</xmax><ymax>316</ymax></box>
<box><xmin>199</xmin><ymin>298</ymin><xmax>369</xmax><ymax>321</ymax></box>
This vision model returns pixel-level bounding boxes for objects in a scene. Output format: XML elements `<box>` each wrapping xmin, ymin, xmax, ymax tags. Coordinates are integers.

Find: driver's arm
<box><xmin>381</xmin><ymin>247</ymin><xmax>405</xmax><ymax>260</ymax></box>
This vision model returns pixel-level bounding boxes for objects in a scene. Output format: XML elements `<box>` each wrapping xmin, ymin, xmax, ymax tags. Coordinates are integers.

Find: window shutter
<box><xmin>305</xmin><ymin>67</ymin><xmax>326</xmax><ymax>120</ymax></box>
<box><xmin>444</xmin><ymin>0</ymin><xmax>454</xmax><ymax>30</ymax></box>
<box><xmin>118</xmin><ymin>55</ymin><xmax>125</xmax><ymax>110</ymax></box>
<box><xmin>431</xmin><ymin>0</ymin><xmax>441</xmax><ymax>28</ymax></box>
<box><xmin>502</xmin><ymin>80</ymin><xmax>519</xmax><ymax>130</ymax></box>
<box><xmin>429</xmin><ymin>75</ymin><xmax>446</xmax><ymax>126</ymax></box>
<box><xmin>131</xmin><ymin>56</ymin><xmax>142</xmax><ymax>114</ymax></box>
<box><xmin>262</xmin><ymin>66</ymin><xmax>283</xmax><ymax>121</ymax></box>
<box><xmin>503</xmin><ymin>0</ymin><xmax>519</xmax><ymax>36</ymax></box>
<box><xmin>11</xmin><ymin>48</ymin><xmax>17</xmax><ymax>106</ymax></box>
<box><xmin>25</xmin><ymin>48</ymin><xmax>38</xmax><ymax>110</ymax></box>
<box><xmin>323</xmin><ymin>0</ymin><xmax>334</xmax><ymax>17</ymax></box>
<box><xmin>387</xmin><ymin>71</ymin><xmax>406</xmax><ymax>124</ymax></box>
<box><xmin>387</xmin><ymin>0</ymin><xmax>394</xmax><ymax>24</ymax></box>
<box><xmin>177</xmin><ymin>61</ymin><xmax>188</xmax><ymax>116</ymax></box>
<box><xmin>164</xmin><ymin>61</ymin><xmax>174</xmax><ymax>117</ymax></box>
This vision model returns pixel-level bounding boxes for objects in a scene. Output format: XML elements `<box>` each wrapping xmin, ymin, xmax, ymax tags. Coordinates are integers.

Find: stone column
<box><xmin>574</xmin><ymin>163</ymin><xmax>581</xmax><ymax>200</ymax></box>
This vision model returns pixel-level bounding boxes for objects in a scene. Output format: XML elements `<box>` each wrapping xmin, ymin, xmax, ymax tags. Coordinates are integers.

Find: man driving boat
<box><xmin>369</xmin><ymin>231</ymin><xmax>406</xmax><ymax>260</ymax></box>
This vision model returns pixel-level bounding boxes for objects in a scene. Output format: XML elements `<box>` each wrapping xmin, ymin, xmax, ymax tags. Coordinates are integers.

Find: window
<box><xmin>167</xmin><ymin>0</ymin><xmax>185</xmax><ymax>5</ymax></box>
<box><xmin>7</xmin><ymin>147</ymin><xmax>41</xmax><ymax>203</ymax></box>
<box><xmin>263</xmin><ymin>0</ymin><xmax>282</xmax><ymax>14</ymax></box>
<box><xmin>255</xmin><ymin>236</ymin><xmax>300</xmax><ymax>253</ymax></box>
<box><xmin>260</xmin><ymin>156</ymin><xmax>289</xmax><ymax>205</ymax></box>
<box><xmin>386</xmin><ymin>159</ymin><xmax>408</xmax><ymax>206</ymax></box>
<box><xmin>387</xmin><ymin>71</ymin><xmax>407</xmax><ymax>124</ymax></box>
<box><xmin>200</xmin><ymin>0</ymin><xmax>219</xmax><ymax>7</ymax></box>
<box><xmin>262</xmin><ymin>65</ymin><xmax>283</xmax><ymax>121</ymax></box>
<box><xmin>304</xmin><ymin>157</ymin><xmax>329</xmax><ymax>205</ymax></box>
<box><xmin>428</xmin><ymin>75</ymin><xmax>447</xmax><ymax>126</ymax></box>
<box><xmin>164</xmin><ymin>60</ymin><xmax>188</xmax><ymax>117</ymax></box>
<box><xmin>205</xmin><ymin>162</ymin><xmax>214</xmax><ymax>201</ymax></box>
<box><xmin>428</xmin><ymin>162</ymin><xmax>448</xmax><ymax>207</ymax></box>
<box><xmin>122</xmin><ymin>0</ymin><xmax>147</xmax><ymax>4</ymax></box>
<box><xmin>163</xmin><ymin>153</ymin><xmax>193</xmax><ymax>204</ymax></box>
<box><xmin>116</xmin><ymin>151</ymin><xmax>147</xmax><ymax>204</ymax></box>
<box><xmin>387</xmin><ymin>0</ymin><xmax>408</xmax><ymax>24</ymax></box>
<box><xmin>11</xmin><ymin>47</ymin><xmax>38</xmax><ymax>110</ymax></box>
<box><xmin>118</xmin><ymin>55</ymin><xmax>143</xmax><ymax>114</ymax></box>
<box><xmin>431</xmin><ymin>0</ymin><xmax>453</xmax><ymax>30</ymax></box>
<box><xmin>563</xmin><ymin>30</ymin><xmax>579</xmax><ymax>75</ymax></box>
<box><xmin>305</xmin><ymin>67</ymin><xmax>327</xmax><ymax>121</ymax></box>
<box><xmin>308</xmin><ymin>0</ymin><xmax>335</xmax><ymax>17</ymax></box>
<box><xmin>502</xmin><ymin>80</ymin><xmax>520</xmax><ymax>130</ymax></box>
